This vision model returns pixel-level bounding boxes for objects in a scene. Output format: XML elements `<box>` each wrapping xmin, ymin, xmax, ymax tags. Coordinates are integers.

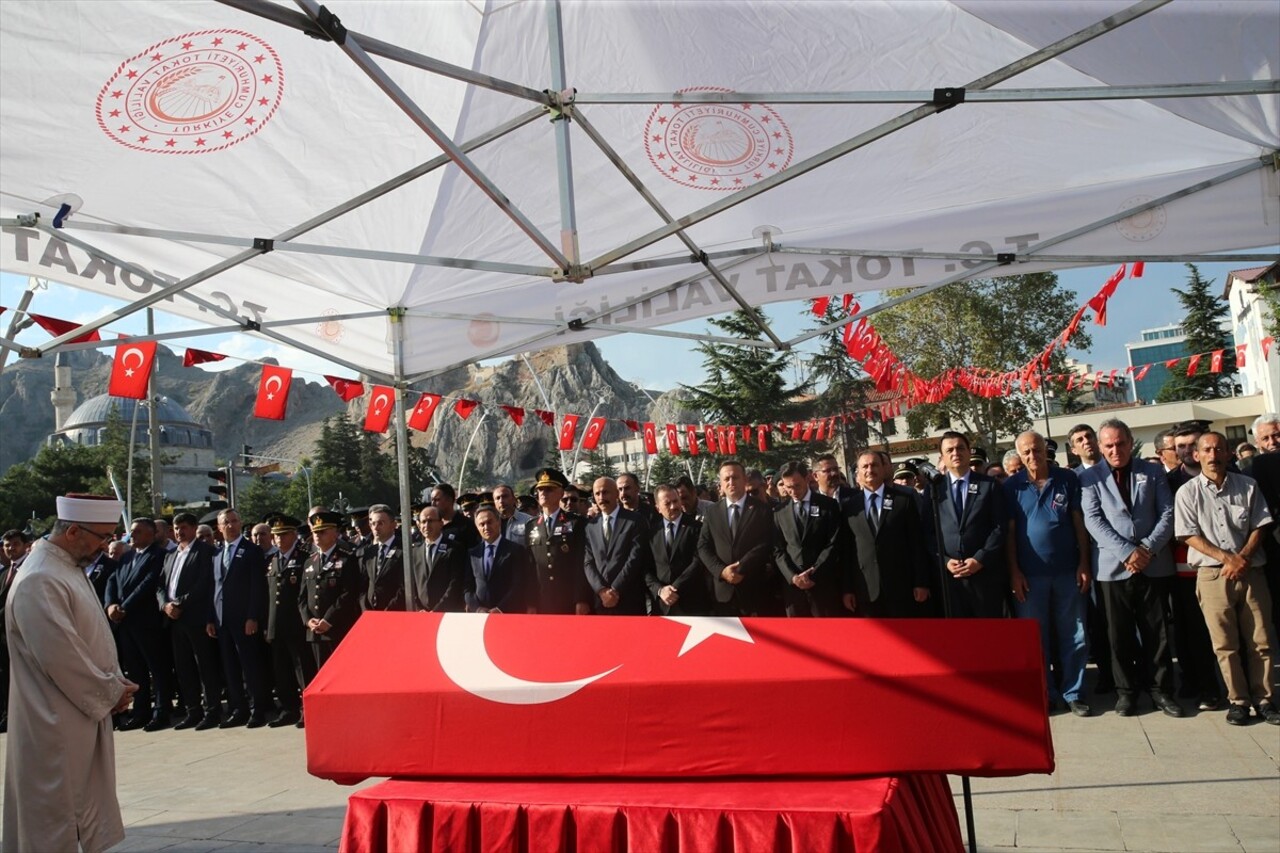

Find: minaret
<box><xmin>51</xmin><ymin>351</ymin><xmax>76</xmax><ymax>431</ymax></box>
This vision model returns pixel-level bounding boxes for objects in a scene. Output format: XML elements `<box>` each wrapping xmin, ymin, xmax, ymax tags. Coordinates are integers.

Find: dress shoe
<box><xmin>245</xmin><ymin>715</ymin><xmax>268</xmax><ymax>729</ymax></box>
<box><xmin>117</xmin><ymin>714</ymin><xmax>148</xmax><ymax>732</ymax></box>
<box><xmin>1256</xmin><ymin>702</ymin><xmax>1280</xmax><ymax>726</ymax></box>
<box><xmin>143</xmin><ymin>714</ymin><xmax>171</xmax><ymax>733</ymax></box>
<box><xmin>1225</xmin><ymin>704</ymin><xmax>1251</xmax><ymax>726</ymax></box>
<box><xmin>219</xmin><ymin>712</ymin><xmax>248</xmax><ymax>729</ymax></box>
<box><xmin>173</xmin><ymin>714</ymin><xmax>203</xmax><ymax>731</ymax></box>
<box><xmin>1151</xmin><ymin>693</ymin><xmax>1185</xmax><ymax>718</ymax></box>
<box><xmin>1068</xmin><ymin>700</ymin><xmax>1092</xmax><ymax>717</ymax></box>
<box><xmin>1198</xmin><ymin>695</ymin><xmax>1221</xmax><ymax>712</ymax></box>
<box><xmin>193</xmin><ymin>715</ymin><xmax>221</xmax><ymax>731</ymax></box>
<box><xmin>1115</xmin><ymin>694</ymin><xmax>1136</xmax><ymax>716</ymax></box>
<box><xmin>268</xmin><ymin>710</ymin><xmax>301</xmax><ymax>728</ymax></box>
<box><xmin>295</xmin><ymin>715</ymin><xmax>305</xmax><ymax>729</ymax></box>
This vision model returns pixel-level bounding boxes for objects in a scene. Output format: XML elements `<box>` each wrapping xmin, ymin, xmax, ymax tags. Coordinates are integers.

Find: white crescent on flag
<box><xmin>373</xmin><ymin>392</ymin><xmax>390</xmax><ymax>413</ymax></box>
<box><xmin>121</xmin><ymin>346</ymin><xmax>145</xmax><ymax>368</ymax></box>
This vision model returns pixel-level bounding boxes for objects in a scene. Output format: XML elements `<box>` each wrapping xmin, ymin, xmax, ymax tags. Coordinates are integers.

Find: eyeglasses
<box><xmin>75</xmin><ymin>525</ymin><xmax>116</xmax><ymax>546</ymax></box>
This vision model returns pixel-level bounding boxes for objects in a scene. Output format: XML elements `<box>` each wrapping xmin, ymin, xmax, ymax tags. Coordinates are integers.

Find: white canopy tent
<box><xmin>2</xmin><ymin>0</ymin><xmax>1277</xmax><ymax>612</ymax></box>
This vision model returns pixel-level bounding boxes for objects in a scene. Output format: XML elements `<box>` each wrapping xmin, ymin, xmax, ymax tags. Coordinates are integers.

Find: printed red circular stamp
<box><xmin>95</xmin><ymin>30</ymin><xmax>284</xmax><ymax>154</ymax></box>
<box><xmin>645</xmin><ymin>87</ymin><xmax>794</xmax><ymax>190</ymax></box>
<box><xmin>468</xmin><ymin>316</ymin><xmax>501</xmax><ymax>347</ymax></box>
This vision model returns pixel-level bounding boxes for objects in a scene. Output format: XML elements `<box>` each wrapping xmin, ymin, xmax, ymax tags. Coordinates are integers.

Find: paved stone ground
<box><xmin>1</xmin><ymin>675</ymin><xmax>1277</xmax><ymax>852</ymax></box>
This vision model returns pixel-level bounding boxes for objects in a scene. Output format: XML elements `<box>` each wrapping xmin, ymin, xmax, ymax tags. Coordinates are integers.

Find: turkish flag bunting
<box><xmin>1135</xmin><ymin>364</ymin><xmax>1153</xmax><ymax>382</ymax></box>
<box><xmin>29</xmin><ymin>312</ymin><xmax>101</xmax><ymax>344</ymax></box>
<box><xmin>501</xmin><ymin>405</ymin><xmax>525</xmax><ymax>426</ymax></box>
<box><xmin>107</xmin><ymin>340</ymin><xmax>157</xmax><ymax>399</ymax></box>
<box><xmin>325</xmin><ymin>375</ymin><xmax>365</xmax><ymax>402</ymax></box>
<box><xmin>581</xmin><ymin>417</ymin><xmax>607</xmax><ymax>450</ymax></box>
<box><xmin>253</xmin><ymin>364</ymin><xmax>292</xmax><ymax>420</ymax></box>
<box><xmin>642</xmin><ymin>422</ymin><xmax>658</xmax><ymax>454</ymax></box>
<box><xmin>363</xmin><ymin>385</ymin><xmax>395</xmax><ymax>433</ymax></box>
<box><xmin>802</xmin><ymin>421</ymin><xmax>814</xmax><ymax>441</ymax></box>
<box><xmin>1186</xmin><ymin>354</ymin><xmax>1202</xmax><ymax>376</ymax></box>
<box><xmin>811</xmin><ymin>296</ymin><xmax>830</xmax><ymax>317</ymax></box>
<box><xmin>1131</xmin><ymin>261</ymin><xmax>1145</xmax><ymax>278</ymax></box>
<box><xmin>559</xmin><ymin>415</ymin><xmax>580</xmax><ymax>450</ymax></box>
<box><xmin>454</xmin><ymin>399</ymin><xmax>479</xmax><ymax>420</ymax></box>
<box><xmin>741</xmin><ymin>426</ymin><xmax>751</xmax><ymax>443</ymax></box>
<box><xmin>623</xmin><ymin>419</ymin><xmax>640</xmax><ymax>432</ymax></box>
<box><xmin>1236</xmin><ymin>343</ymin><xmax>1248</xmax><ymax>368</ymax></box>
<box><xmin>1210</xmin><ymin>350</ymin><xmax>1224</xmax><ymax>373</ymax></box>
<box><xmin>791</xmin><ymin>422</ymin><xmax>803</xmax><ymax>440</ymax></box>
<box><xmin>665</xmin><ymin>424</ymin><xmax>680</xmax><ymax>455</ymax></box>
<box><xmin>534</xmin><ymin>409</ymin><xmax>555</xmax><ymax>426</ymax></box>
<box><xmin>725</xmin><ymin>427</ymin><xmax>738</xmax><ymax>455</ymax></box>
<box><xmin>1108</xmin><ymin>370</ymin><xmax>1118</xmax><ymax>388</ymax></box>
<box><xmin>408</xmin><ymin>393</ymin><xmax>443</xmax><ymax>432</ymax></box>
<box><xmin>843</xmin><ymin>294</ymin><xmax>858</xmax><ymax>313</ymax></box>
<box><xmin>184</xmin><ymin>347</ymin><xmax>227</xmax><ymax>367</ymax></box>
<box><xmin>685</xmin><ymin>425</ymin><xmax>700</xmax><ymax>456</ymax></box>
<box><xmin>757</xmin><ymin>424</ymin><xmax>770</xmax><ymax>452</ymax></box>
<box><xmin>1165</xmin><ymin>358</ymin><xmax>1180</xmax><ymax>370</ymax></box>
<box><xmin>816</xmin><ymin>419</ymin><xmax>827</xmax><ymax>441</ymax></box>
<box><xmin>704</xmin><ymin>425</ymin><xmax>719</xmax><ymax>454</ymax></box>
<box><xmin>1263</xmin><ymin>337</ymin><xmax>1274</xmax><ymax>360</ymax></box>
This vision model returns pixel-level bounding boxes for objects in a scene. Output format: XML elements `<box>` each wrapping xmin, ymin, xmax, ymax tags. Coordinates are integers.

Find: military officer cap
<box><xmin>268</xmin><ymin>513</ymin><xmax>303</xmax><ymax>535</ymax></box>
<box><xmin>458</xmin><ymin>493</ymin><xmax>481</xmax><ymax>512</ymax></box>
<box><xmin>1045</xmin><ymin>438</ymin><xmax>1059</xmax><ymax>457</ymax></box>
<box><xmin>532</xmin><ymin>468</ymin><xmax>570</xmax><ymax>490</ymax></box>
<box><xmin>310</xmin><ymin>510</ymin><xmax>343</xmax><ymax>532</ymax></box>
<box><xmin>893</xmin><ymin>461</ymin><xmax>917</xmax><ymax>480</ymax></box>
<box><xmin>477</xmin><ymin>491</ymin><xmax>494</xmax><ymax>505</ymax></box>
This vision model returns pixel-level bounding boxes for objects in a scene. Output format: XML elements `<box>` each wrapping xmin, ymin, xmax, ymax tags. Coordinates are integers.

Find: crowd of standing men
<box><xmin>2</xmin><ymin>415</ymin><xmax>1279</xmax><ymax>737</ymax></box>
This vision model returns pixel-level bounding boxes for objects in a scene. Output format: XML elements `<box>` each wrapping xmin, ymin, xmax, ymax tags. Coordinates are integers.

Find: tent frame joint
<box><xmin>933</xmin><ymin>87</ymin><xmax>965</xmax><ymax>110</ymax></box>
<box><xmin>18</xmin><ymin>347</ymin><xmax>41</xmax><ymax>360</ymax></box>
<box><xmin>997</xmin><ymin>253</ymin><xmax>1015</xmax><ymax>265</ymax></box>
<box><xmin>545</xmin><ymin>87</ymin><xmax>576</xmax><ymax>122</ymax></box>
<box><xmin>311</xmin><ymin>4</ymin><xmax>347</xmax><ymax>45</ymax></box>
<box><xmin>558</xmin><ymin>264</ymin><xmax>593</xmax><ymax>283</ymax></box>
<box><xmin>253</xmin><ymin>237</ymin><xmax>275</xmax><ymax>253</ymax></box>
<box><xmin>567</xmin><ymin>318</ymin><xmax>587</xmax><ymax>332</ymax></box>
<box><xmin>388</xmin><ymin>306</ymin><xmax>408</xmax><ymax>321</ymax></box>
<box><xmin>15</xmin><ymin>213</ymin><xmax>38</xmax><ymax>228</ymax></box>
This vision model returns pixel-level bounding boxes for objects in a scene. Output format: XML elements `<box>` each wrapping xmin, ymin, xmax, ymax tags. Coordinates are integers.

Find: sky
<box><xmin>0</xmin><ymin>257</ymin><xmax>1270</xmax><ymax>396</ymax></box>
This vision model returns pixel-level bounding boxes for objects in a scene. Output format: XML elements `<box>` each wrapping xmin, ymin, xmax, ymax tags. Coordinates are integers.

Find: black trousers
<box><xmin>1170</xmin><ymin>574</ymin><xmax>1220</xmax><ymax>698</ymax></box>
<box><xmin>169</xmin><ymin>618</ymin><xmax>223</xmax><ymax>718</ymax></box>
<box><xmin>117</xmin><ymin>623</ymin><xmax>171</xmax><ymax>717</ymax></box>
<box><xmin>1098</xmin><ymin>574</ymin><xmax>1174</xmax><ymax>696</ymax></box>
<box><xmin>943</xmin><ymin>573</ymin><xmax>1010</xmax><ymax>619</ymax></box>
<box><xmin>1087</xmin><ymin>584</ymin><xmax>1115</xmax><ymax>687</ymax></box>
<box><xmin>216</xmin><ymin>619</ymin><xmax>272</xmax><ymax>718</ymax></box>
<box><xmin>270</xmin><ymin>628</ymin><xmax>317</xmax><ymax>713</ymax></box>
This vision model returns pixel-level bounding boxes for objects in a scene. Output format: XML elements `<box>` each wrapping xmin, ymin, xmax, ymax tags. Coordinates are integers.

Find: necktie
<box><xmin>665</xmin><ymin>521</ymin><xmax>675</xmax><ymax>552</ymax></box>
<box><xmin>602</xmin><ymin>513</ymin><xmax>612</xmax><ymax>543</ymax></box>
<box><xmin>222</xmin><ymin>544</ymin><xmax>233</xmax><ymax>579</ymax></box>
<box><xmin>868</xmin><ymin>492</ymin><xmax>880</xmax><ymax>532</ymax></box>
<box><xmin>953</xmin><ymin>479</ymin><xmax>965</xmax><ymax>521</ymax></box>
<box><xmin>428</xmin><ymin>542</ymin><xmax>437</xmax><ymax>566</ymax></box>
<box><xmin>795</xmin><ymin>500</ymin><xmax>804</xmax><ymax>523</ymax></box>
<box><xmin>729</xmin><ymin>503</ymin><xmax>740</xmax><ymax>536</ymax></box>
<box><xmin>484</xmin><ymin>543</ymin><xmax>495</xmax><ymax>578</ymax></box>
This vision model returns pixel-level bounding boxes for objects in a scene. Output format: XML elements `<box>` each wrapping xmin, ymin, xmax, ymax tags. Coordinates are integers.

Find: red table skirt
<box><xmin>340</xmin><ymin>775</ymin><xmax>963</xmax><ymax>853</ymax></box>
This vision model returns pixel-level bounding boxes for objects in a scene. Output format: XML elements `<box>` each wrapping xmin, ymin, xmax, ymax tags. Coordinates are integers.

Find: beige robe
<box><xmin>3</xmin><ymin>539</ymin><xmax>127</xmax><ymax>852</ymax></box>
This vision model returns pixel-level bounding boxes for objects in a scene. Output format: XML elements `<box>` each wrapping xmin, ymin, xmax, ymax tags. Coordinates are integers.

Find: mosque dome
<box><xmin>52</xmin><ymin>394</ymin><xmax>213</xmax><ymax>450</ymax></box>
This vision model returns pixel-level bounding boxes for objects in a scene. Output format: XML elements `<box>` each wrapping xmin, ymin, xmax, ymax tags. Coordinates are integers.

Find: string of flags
<box><xmin>7</xmin><ymin>258</ymin><xmax>1273</xmax><ymax>458</ymax></box>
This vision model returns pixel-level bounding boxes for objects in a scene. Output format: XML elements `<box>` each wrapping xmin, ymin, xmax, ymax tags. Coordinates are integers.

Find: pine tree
<box><xmin>1155</xmin><ymin>264</ymin><xmax>1237</xmax><ymax>402</ymax></box>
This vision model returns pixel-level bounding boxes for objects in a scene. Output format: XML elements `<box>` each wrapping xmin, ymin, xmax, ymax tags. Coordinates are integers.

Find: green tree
<box><xmin>871</xmin><ymin>273</ymin><xmax>1090</xmax><ymax>451</ymax></box>
<box><xmin>681</xmin><ymin>308</ymin><xmax>813</xmax><ymax>469</ymax></box>
<box><xmin>581</xmin><ymin>449</ymin><xmax>618</xmax><ymax>482</ymax></box>
<box><xmin>233</xmin><ymin>475</ymin><xmax>288</xmax><ymax>526</ymax></box>
<box><xmin>645</xmin><ymin>452</ymin><xmax>684</xmax><ymax>487</ymax></box>
<box><xmin>1155</xmin><ymin>264</ymin><xmax>1237</xmax><ymax>402</ymax></box>
<box><xmin>0</xmin><ymin>442</ymin><xmax>110</xmax><ymax>532</ymax></box>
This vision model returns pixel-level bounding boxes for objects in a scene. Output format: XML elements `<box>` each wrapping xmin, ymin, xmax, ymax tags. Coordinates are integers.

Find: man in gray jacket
<box><xmin>1080</xmin><ymin>418</ymin><xmax>1182</xmax><ymax>717</ymax></box>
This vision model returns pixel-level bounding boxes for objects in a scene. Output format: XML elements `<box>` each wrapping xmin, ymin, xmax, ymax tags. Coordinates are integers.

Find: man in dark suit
<box><xmin>698</xmin><ymin>460</ymin><xmax>782</xmax><ymax>616</ymax></box>
<box><xmin>157</xmin><ymin>512</ymin><xmax>222</xmax><ymax>730</ymax></box>
<box><xmin>842</xmin><ymin>450</ymin><xmax>933</xmax><ymax>617</ymax></box>
<box><xmin>773</xmin><ymin>461</ymin><xmax>844</xmax><ymax>617</ymax></box>
<box><xmin>646</xmin><ymin>484</ymin><xmax>709</xmax><ymax>616</ymax></box>
<box><xmin>0</xmin><ymin>530</ymin><xmax>31</xmax><ymax>733</ymax></box>
<box><xmin>618</xmin><ymin>472</ymin><xmax>661</xmax><ymax>532</ymax></box>
<box><xmin>264</xmin><ymin>515</ymin><xmax>314</xmax><ymax>728</ymax></box>
<box><xmin>813</xmin><ymin>453</ymin><xmax>858</xmax><ymax>512</ymax></box>
<box><xmin>524</xmin><ymin>468</ymin><xmax>592</xmax><ymax>614</ymax></box>
<box><xmin>409</xmin><ymin>506</ymin><xmax>467</xmax><ymax>612</ymax></box>
<box><xmin>357</xmin><ymin>504</ymin><xmax>406</xmax><ymax>612</ymax></box>
<box><xmin>465</xmin><ymin>504</ymin><xmax>533</xmax><ymax>613</ymax></box>
<box><xmin>928</xmin><ymin>431</ymin><xmax>1008</xmax><ymax>618</ymax></box>
<box><xmin>207</xmin><ymin>508</ymin><xmax>272</xmax><ymax>728</ymax></box>
<box><xmin>299</xmin><ymin>511</ymin><xmax>361</xmax><ymax>668</ymax></box>
<box><xmin>584</xmin><ymin>477</ymin><xmax>649</xmax><ymax>615</ymax></box>
<box><xmin>85</xmin><ymin>548</ymin><xmax>120</xmax><ymax>604</ymax></box>
<box><xmin>105</xmin><ymin>517</ymin><xmax>171</xmax><ymax>731</ymax></box>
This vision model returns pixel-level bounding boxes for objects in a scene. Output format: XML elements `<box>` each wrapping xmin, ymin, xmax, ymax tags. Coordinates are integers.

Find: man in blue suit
<box><xmin>104</xmin><ymin>517</ymin><xmax>170</xmax><ymax>731</ymax></box>
<box><xmin>1080</xmin><ymin>418</ymin><xmax>1182</xmax><ymax>718</ymax></box>
<box><xmin>927</xmin><ymin>432</ymin><xmax>1008</xmax><ymax>618</ymax></box>
<box><xmin>207</xmin><ymin>508</ymin><xmax>272</xmax><ymax>728</ymax></box>
<box><xmin>465</xmin><ymin>504</ymin><xmax>533</xmax><ymax>614</ymax></box>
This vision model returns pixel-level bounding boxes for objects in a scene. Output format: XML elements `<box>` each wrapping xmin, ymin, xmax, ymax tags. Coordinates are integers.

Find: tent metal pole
<box><xmin>774</xmin><ymin>246</ymin><xmax>1280</xmax><ymax>266</ymax></box>
<box><xmin>547</xmin><ymin>0</ymin><xmax>582</xmax><ymax>270</ymax></box>
<box><xmin>589</xmin><ymin>247</ymin><xmax>765</xmax><ymax>278</ymax></box>
<box><xmin>520</xmin><ymin>353</ymin><xmax>568</xmax><ymax>473</ymax></box>
<box><xmin>572</xmin><ymin>107</ymin><xmax>785</xmax><ymax>348</ymax></box>
<box><xmin>585</xmin><ymin>0</ymin><xmax>1171</xmax><ymax>271</ymax></box>
<box><xmin>456</xmin><ymin>411</ymin><xmax>490</xmax><ymax>492</ymax></box>
<box><xmin>577</xmin><ymin>79</ymin><xmax>1278</xmax><ymax>105</ymax></box>
<box><xmin>146</xmin><ymin>308</ymin><xmax>164</xmax><ymax>517</ymax></box>
<box><xmin>0</xmin><ymin>281</ymin><xmax>38</xmax><ymax>372</ymax></box>
<box><xmin>389</xmin><ymin>308</ymin><xmax>416</xmax><ymax>613</ymax></box>
<box><xmin>787</xmin><ymin>155</ymin><xmax>1272</xmax><ymax>347</ymax></box>
<box><xmin>216</xmin><ymin>0</ymin><xmax>547</xmax><ymax>104</ymax></box>
<box><xmin>296</xmin><ymin>0</ymin><xmax>570</xmax><ymax>270</ymax></box>
<box><xmin>584</xmin><ymin>325</ymin><xmax>778</xmax><ymax>349</ymax></box>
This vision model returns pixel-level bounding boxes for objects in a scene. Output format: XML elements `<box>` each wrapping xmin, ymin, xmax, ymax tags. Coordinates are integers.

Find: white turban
<box><xmin>56</xmin><ymin>494</ymin><xmax>124</xmax><ymax>525</ymax></box>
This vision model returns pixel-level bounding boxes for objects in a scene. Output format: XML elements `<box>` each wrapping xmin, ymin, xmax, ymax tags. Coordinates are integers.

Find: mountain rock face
<box><xmin>0</xmin><ymin>342</ymin><xmax>695</xmax><ymax>488</ymax></box>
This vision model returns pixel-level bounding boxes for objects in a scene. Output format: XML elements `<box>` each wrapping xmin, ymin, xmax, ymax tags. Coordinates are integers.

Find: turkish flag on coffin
<box><xmin>303</xmin><ymin>613</ymin><xmax>1053</xmax><ymax>782</ymax></box>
